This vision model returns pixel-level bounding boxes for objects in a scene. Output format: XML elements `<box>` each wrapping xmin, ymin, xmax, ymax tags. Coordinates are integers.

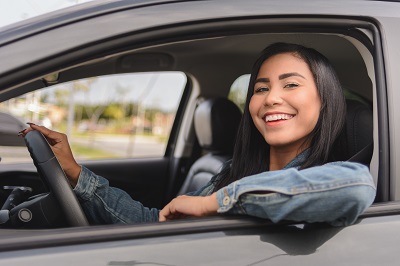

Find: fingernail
<box><xmin>26</xmin><ymin>122</ymin><xmax>36</xmax><ymax>126</ymax></box>
<box><xmin>17</xmin><ymin>129</ymin><xmax>26</xmax><ymax>136</ymax></box>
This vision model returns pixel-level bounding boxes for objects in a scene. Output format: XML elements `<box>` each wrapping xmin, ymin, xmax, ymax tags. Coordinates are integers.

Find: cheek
<box><xmin>302</xmin><ymin>95</ymin><xmax>321</xmax><ymax>127</ymax></box>
<box><xmin>291</xmin><ymin>90</ymin><xmax>321</xmax><ymax>126</ymax></box>
<box><xmin>310</xmin><ymin>93</ymin><xmax>322</xmax><ymax>120</ymax></box>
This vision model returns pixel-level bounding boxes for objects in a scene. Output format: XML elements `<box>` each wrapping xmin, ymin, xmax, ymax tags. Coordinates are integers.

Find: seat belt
<box><xmin>347</xmin><ymin>142</ymin><xmax>373</xmax><ymax>166</ymax></box>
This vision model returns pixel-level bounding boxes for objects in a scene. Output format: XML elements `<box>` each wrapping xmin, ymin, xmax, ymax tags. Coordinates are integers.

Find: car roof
<box><xmin>0</xmin><ymin>0</ymin><xmax>186</xmax><ymax>46</ymax></box>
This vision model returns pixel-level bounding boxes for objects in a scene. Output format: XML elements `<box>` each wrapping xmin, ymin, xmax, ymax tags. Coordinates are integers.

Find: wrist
<box><xmin>65</xmin><ymin>164</ymin><xmax>81</xmax><ymax>187</ymax></box>
<box><xmin>204</xmin><ymin>193</ymin><xmax>219</xmax><ymax>214</ymax></box>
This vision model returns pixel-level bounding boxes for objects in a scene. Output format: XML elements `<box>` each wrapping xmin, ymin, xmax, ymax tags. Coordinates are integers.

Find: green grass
<box><xmin>70</xmin><ymin>143</ymin><xmax>119</xmax><ymax>159</ymax></box>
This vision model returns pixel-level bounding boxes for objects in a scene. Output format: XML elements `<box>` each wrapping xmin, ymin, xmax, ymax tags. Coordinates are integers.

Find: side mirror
<box><xmin>0</xmin><ymin>112</ymin><xmax>26</xmax><ymax>146</ymax></box>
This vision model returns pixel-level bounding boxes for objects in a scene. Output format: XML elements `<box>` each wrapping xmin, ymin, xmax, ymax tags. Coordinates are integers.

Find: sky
<box><xmin>43</xmin><ymin>72</ymin><xmax>187</xmax><ymax>112</ymax></box>
<box><xmin>0</xmin><ymin>0</ymin><xmax>95</xmax><ymax>28</ymax></box>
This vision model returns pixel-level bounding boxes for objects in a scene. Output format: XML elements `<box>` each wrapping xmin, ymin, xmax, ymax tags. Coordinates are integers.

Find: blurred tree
<box><xmin>103</xmin><ymin>104</ymin><xmax>124</xmax><ymax>120</ymax></box>
<box><xmin>54</xmin><ymin>88</ymin><xmax>69</xmax><ymax>107</ymax></box>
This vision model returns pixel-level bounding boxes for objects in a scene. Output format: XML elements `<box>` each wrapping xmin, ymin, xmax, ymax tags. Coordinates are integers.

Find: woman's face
<box><xmin>249</xmin><ymin>52</ymin><xmax>321</xmax><ymax>151</ymax></box>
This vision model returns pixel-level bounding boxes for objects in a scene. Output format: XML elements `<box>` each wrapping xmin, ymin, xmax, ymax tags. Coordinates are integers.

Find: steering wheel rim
<box><xmin>24</xmin><ymin>130</ymin><xmax>89</xmax><ymax>227</ymax></box>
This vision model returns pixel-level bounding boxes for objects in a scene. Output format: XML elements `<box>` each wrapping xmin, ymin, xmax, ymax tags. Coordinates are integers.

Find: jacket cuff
<box><xmin>216</xmin><ymin>181</ymin><xmax>238</xmax><ymax>213</ymax></box>
<box><xmin>73</xmin><ymin>165</ymin><xmax>98</xmax><ymax>201</ymax></box>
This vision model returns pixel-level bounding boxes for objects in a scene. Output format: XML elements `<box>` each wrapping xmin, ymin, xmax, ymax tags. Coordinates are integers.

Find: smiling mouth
<box><xmin>264</xmin><ymin>113</ymin><xmax>294</xmax><ymax>122</ymax></box>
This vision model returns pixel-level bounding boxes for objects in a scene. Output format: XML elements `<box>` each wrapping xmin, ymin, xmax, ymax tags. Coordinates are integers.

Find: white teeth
<box><xmin>265</xmin><ymin>114</ymin><xmax>294</xmax><ymax>122</ymax></box>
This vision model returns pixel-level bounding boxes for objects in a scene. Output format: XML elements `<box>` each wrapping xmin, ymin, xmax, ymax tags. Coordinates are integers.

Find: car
<box><xmin>0</xmin><ymin>0</ymin><xmax>399</xmax><ymax>264</ymax></box>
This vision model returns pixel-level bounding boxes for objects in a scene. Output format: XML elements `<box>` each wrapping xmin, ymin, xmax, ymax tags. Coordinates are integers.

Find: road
<box><xmin>0</xmin><ymin>134</ymin><xmax>166</xmax><ymax>164</ymax></box>
<box><xmin>71</xmin><ymin>134</ymin><xmax>166</xmax><ymax>159</ymax></box>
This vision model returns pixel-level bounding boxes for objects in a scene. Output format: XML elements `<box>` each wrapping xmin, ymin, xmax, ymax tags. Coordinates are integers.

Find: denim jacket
<box><xmin>74</xmin><ymin>151</ymin><xmax>376</xmax><ymax>226</ymax></box>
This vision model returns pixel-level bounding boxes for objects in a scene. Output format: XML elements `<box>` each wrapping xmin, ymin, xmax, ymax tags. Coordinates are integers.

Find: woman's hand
<box><xmin>19</xmin><ymin>123</ymin><xmax>81</xmax><ymax>187</ymax></box>
<box><xmin>159</xmin><ymin>193</ymin><xmax>219</xmax><ymax>222</ymax></box>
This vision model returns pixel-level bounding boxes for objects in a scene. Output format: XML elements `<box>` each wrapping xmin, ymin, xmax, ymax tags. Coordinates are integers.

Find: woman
<box><xmin>21</xmin><ymin>43</ymin><xmax>376</xmax><ymax>226</ymax></box>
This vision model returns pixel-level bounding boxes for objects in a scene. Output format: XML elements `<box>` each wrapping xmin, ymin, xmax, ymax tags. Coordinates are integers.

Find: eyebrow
<box><xmin>255</xmin><ymin>72</ymin><xmax>306</xmax><ymax>83</ymax></box>
<box><xmin>279</xmin><ymin>72</ymin><xmax>306</xmax><ymax>80</ymax></box>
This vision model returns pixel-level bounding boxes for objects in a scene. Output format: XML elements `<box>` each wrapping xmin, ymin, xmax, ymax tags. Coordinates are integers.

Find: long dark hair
<box><xmin>213</xmin><ymin>42</ymin><xmax>346</xmax><ymax>191</ymax></box>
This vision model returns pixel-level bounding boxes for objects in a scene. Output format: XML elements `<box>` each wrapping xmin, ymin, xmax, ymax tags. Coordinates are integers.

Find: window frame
<box><xmin>0</xmin><ymin>13</ymin><xmax>394</xmax><ymax>251</ymax></box>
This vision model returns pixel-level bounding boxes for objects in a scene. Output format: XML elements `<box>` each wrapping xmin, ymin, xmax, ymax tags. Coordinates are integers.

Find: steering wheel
<box><xmin>24</xmin><ymin>130</ymin><xmax>88</xmax><ymax>227</ymax></box>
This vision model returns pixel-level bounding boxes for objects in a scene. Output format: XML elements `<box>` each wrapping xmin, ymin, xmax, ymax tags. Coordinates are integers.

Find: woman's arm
<box><xmin>20</xmin><ymin>124</ymin><xmax>160</xmax><ymax>224</ymax></box>
<box><xmin>215</xmin><ymin>162</ymin><xmax>376</xmax><ymax>226</ymax></box>
<box><xmin>160</xmin><ymin>162</ymin><xmax>376</xmax><ymax>226</ymax></box>
<box><xmin>75</xmin><ymin>166</ymin><xmax>160</xmax><ymax>224</ymax></box>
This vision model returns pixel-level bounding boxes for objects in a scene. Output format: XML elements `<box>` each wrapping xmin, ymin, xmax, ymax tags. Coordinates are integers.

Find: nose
<box><xmin>263</xmin><ymin>88</ymin><xmax>283</xmax><ymax>106</ymax></box>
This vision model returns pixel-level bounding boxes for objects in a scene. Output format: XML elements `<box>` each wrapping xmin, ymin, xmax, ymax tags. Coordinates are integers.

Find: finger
<box><xmin>159</xmin><ymin>214</ymin><xmax>166</xmax><ymax>222</ymax></box>
<box><xmin>174</xmin><ymin>213</ymin><xmax>188</xmax><ymax>220</ymax></box>
<box><xmin>159</xmin><ymin>208</ymin><xmax>169</xmax><ymax>222</ymax></box>
<box><xmin>27</xmin><ymin>123</ymin><xmax>53</xmax><ymax>138</ymax></box>
<box><xmin>27</xmin><ymin>123</ymin><xmax>65</xmax><ymax>145</ymax></box>
<box><xmin>159</xmin><ymin>210</ymin><xmax>175</xmax><ymax>222</ymax></box>
<box><xmin>17</xmin><ymin>128</ymin><xmax>28</xmax><ymax>137</ymax></box>
<box><xmin>159</xmin><ymin>200</ymin><xmax>180</xmax><ymax>221</ymax></box>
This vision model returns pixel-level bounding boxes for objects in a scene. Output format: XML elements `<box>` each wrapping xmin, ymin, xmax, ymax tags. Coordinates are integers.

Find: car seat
<box><xmin>334</xmin><ymin>99</ymin><xmax>376</xmax><ymax>200</ymax></box>
<box><xmin>178</xmin><ymin>98</ymin><xmax>242</xmax><ymax>195</ymax></box>
<box><xmin>333</xmin><ymin>99</ymin><xmax>373</xmax><ymax>164</ymax></box>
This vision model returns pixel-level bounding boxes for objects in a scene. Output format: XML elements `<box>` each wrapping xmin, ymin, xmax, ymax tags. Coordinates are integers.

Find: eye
<box><xmin>254</xmin><ymin>86</ymin><xmax>269</xmax><ymax>93</ymax></box>
<box><xmin>284</xmin><ymin>83</ymin><xmax>299</xmax><ymax>89</ymax></box>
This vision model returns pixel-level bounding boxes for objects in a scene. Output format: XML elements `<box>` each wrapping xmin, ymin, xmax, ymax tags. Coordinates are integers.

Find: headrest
<box><xmin>194</xmin><ymin>98</ymin><xmax>242</xmax><ymax>154</ymax></box>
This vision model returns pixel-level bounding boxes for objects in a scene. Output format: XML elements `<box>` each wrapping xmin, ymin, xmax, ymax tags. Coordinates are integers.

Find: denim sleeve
<box><xmin>215</xmin><ymin>162</ymin><xmax>376</xmax><ymax>226</ymax></box>
<box><xmin>185</xmin><ymin>176</ymin><xmax>218</xmax><ymax>196</ymax></box>
<box><xmin>73</xmin><ymin>166</ymin><xmax>159</xmax><ymax>224</ymax></box>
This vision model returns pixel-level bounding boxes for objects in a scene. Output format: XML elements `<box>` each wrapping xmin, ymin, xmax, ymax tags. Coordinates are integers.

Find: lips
<box><xmin>263</xmin><ymin>113</ymin><xmax>294</xmax><ymax>122</ymax></box>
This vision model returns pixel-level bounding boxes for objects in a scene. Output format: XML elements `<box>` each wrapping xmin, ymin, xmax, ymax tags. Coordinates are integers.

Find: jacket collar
<box><xmin>283</xmin><ymin>149</ymin><xmax>310</xmax><ymax>169</ymax></box>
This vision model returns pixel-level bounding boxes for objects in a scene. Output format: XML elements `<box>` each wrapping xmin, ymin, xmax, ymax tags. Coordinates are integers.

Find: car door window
<box><xmin>0</xmin><ymin>72</ymin><xmax>186</xmax><ymax>163</ymax></box>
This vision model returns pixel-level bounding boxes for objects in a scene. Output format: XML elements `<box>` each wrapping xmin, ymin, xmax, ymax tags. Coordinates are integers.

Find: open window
<box><xmin>0</xmin><ymin>1</ymin><xmax>392</xmax><ymax>254</ymax></box>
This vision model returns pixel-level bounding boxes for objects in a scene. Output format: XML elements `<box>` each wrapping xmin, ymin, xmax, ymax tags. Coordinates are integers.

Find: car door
<box><xmin>2</xmin><ymin>0</ymin><xmax>400</xmax><ymax>265</ymax></box>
